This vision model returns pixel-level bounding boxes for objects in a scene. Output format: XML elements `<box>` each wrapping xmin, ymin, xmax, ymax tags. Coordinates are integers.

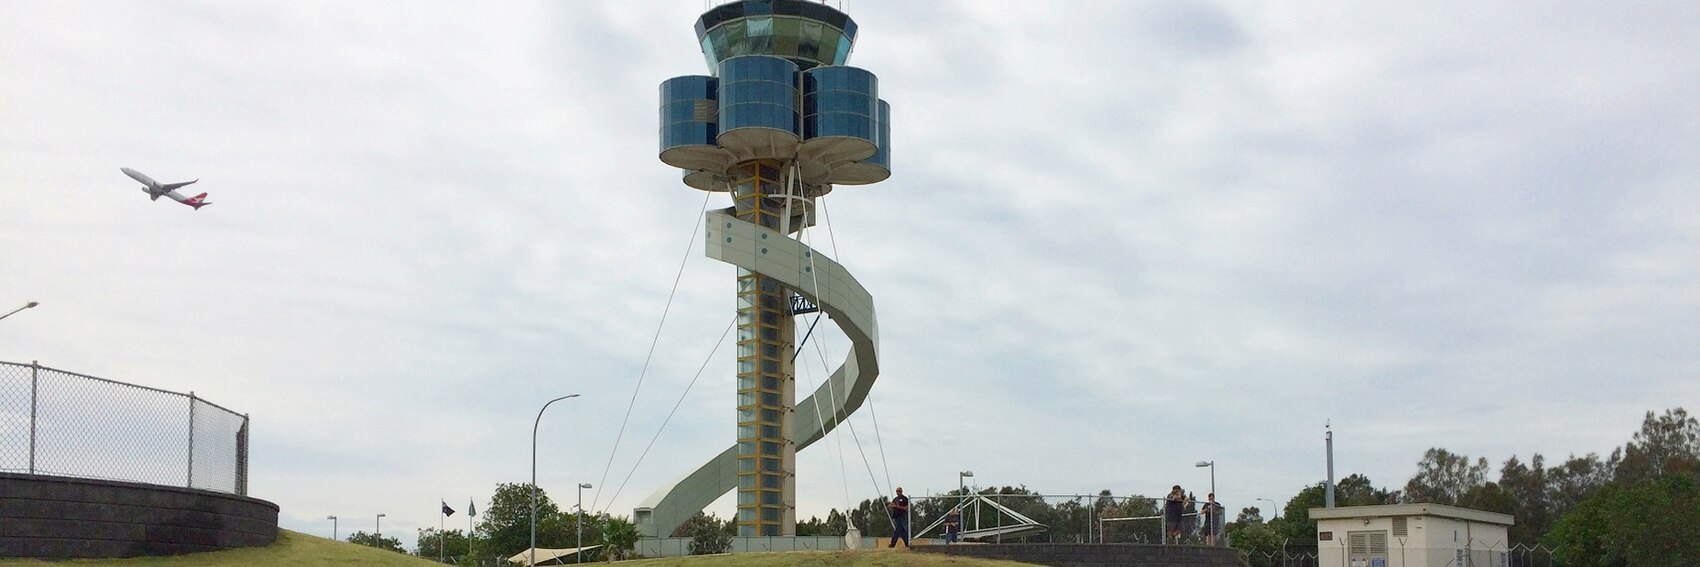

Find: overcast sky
<box><xmin>3</xmin><ymin>0</ymin><xmax>1698</xmax><ymax>551</ymax></box>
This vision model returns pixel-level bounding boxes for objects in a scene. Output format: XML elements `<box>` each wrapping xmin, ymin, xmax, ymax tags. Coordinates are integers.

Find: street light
<box><xmin>532</xmin><ymin>393</ymin><xmax>581</xmax><ymax>567</ymax></box>
<box><xmin>0</xmin><ymin>301</ymin><xmax>39</xmax><ymax>322</ymax></box>
<box><xmin>1256</xmin><ymin>498</ymin><xmax>1279</xmax><ymax>521</ymax></box>
<box><xmin>1195</xmin><ymin>461</ymin><xmax>1216</xmax><ymax>498</ymax></box>
<box><xmin>376</xmin><ymin>513</ymin><xmax>386</xmax><ymax>539</ymax></box>
<box><xmin>956</xmin><ymin>470</ymin><xmax>974</xmax><ymax>543</ymax></box>
<box><xmin>578</xmin><ymin>483</ymin><xmax>593</xmax><ymax>565</ymax></box>
<box><xmin>327</xmin><ymin>515</ymin><xmax>338</xmax><ymax>540</ymax></box>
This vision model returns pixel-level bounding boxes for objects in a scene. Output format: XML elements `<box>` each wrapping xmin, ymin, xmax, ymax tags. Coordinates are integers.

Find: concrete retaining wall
<box><xmin>0</xmin><ymin>472</ymin><xmax>278</xmax><ymax>559</ymax></box>
<box><xmin>914</xmin><ymin>543</ymin><xmax>1243</xmax><ymax>567</ymax></box>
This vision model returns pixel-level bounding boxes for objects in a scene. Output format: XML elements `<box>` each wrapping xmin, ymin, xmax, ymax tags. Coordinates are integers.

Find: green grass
<box><xmin>0</xmin><ymin>531</ymin><xmax>1043</xmax><ymax>567</ymax></box>
<box><xmin>0</xmin><ymin>530</ymin><xmax>442</xmax><ymax>567</ymax></box>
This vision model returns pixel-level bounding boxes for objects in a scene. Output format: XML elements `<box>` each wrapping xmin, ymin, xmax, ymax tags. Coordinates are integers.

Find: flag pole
<box><xmin>440</xmin><ymin>498</ymin><xmax>445</xmax><ymax>563</ymax></box>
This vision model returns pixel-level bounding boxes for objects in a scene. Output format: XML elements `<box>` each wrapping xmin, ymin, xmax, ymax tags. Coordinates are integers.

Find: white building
<box><xmin>1310</xmin><ymin>503</ymin><xmax>1514</xmax><ymax>567</ymax></box>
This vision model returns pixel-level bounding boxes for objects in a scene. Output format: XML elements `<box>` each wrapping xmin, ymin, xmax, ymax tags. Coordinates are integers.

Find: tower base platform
<box><xmin>913</xmin><ymin>543</ymin><xmax>1242</xmax><ymax>567</ymax></box>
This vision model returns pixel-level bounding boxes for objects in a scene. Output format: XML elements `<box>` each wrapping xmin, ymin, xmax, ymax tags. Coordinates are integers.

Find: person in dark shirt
<box><xmin>944</xmin><ymin>507</ymin><xmax>962</xmax><ymax>543</ymax></box>
<box><xmin>888</xmin><ymin>487</ymin><xmax>911</xmax><ymax>548</ymax></box>
<box><xmin>1201</xmin><ymin>493</ymin><xmax>1225</xmax><ymax>546</ymax></box>
<box><xmin>1164</xmin><ymin>485</ymin><xmax>1187</xmax><ymax>544</ymax></box>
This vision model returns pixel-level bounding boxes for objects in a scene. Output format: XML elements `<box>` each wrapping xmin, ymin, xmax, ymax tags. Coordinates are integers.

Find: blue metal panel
<box><xmin>869</xmin><ymin>99</ymin><xmax>891</xmax><ymax>169</ymax></box>
<box><xmin>802</xmin><ymin>66</ymin><xmax>877</xmax><ymax>145</ymax></box>
<box><xmin>658</xmin><ymin>75</ymin><xmax>718</xmax><ymax>154</ymax></box>
<box><xmin>717</xmin><ymin>56</ymin><xmax>799</xmax><ymax>136</ymax></box>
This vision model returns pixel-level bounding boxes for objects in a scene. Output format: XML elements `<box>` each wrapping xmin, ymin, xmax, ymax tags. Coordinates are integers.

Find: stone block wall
<box><xmin>0</xmin><ymin>473</ymin><xmax>278</xmax><ymax>559</ymax></box>
<box><xmin>914</xmin><ymin>542</ymin><xmax>1243</xmax><ymax>567</ymax></box>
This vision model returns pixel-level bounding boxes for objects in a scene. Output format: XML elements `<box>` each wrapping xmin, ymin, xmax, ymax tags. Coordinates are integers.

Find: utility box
<box><xmin>1310</xmin><ymin>503</ymin><xmax>1513</xmax><ymax>567</ymax></box>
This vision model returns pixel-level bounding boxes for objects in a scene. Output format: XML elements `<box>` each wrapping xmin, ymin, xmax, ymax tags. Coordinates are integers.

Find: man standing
<box><xmin>1164</xmin><ymin>485</ymin><xmax>1186</xmax><ymax>544</ymax></box>
<box><xmin>944</xmin><ymin>506</ymin><xmax>962</xmax><ymax>544</ymax></box>
<box><xmin>888</xmin><ymin>487</ymin><xmax>911</xmax><ymax>548</ymax></box>
<box><xmin>1201</xmin><ymin>493</ymin><xmax>1225</xmax><ymax>546</ymax></box>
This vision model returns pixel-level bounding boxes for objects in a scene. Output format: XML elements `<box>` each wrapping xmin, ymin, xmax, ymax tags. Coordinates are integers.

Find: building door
<box><xmin>1347</xmin><ymin>530</ymin><xmax>1389</xmax><ymax>567</ymax></box>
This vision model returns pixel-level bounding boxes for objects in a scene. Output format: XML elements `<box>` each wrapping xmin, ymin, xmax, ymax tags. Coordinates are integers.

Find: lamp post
<box><xmin>1195</xmin><ymin>461</ymin><xmax>1216</xmax><ymax>497</ymax></box>
<box><xmin>532</xmin><ymin>393</ymin><xmax>581</xmax><ymax>567</ymax></box>
<box><xmin>0</xmin><ymin>301</ymin><xmax>39</xmax><ymax>322</ymax></box>
<box><xmin>327</xmin><ymin>515</ymin><xmax>338</xmax><ymax>540</ymax></box>
<box><xmin>376</xmin><ymin>513</ymin><xmax>385</xmax><ymax>540</ymax></box>
<box><xmin>578</xmin><ymin>482</ymin><xmax>592</xmax><ymax>564</ymax></box>
<box><xmin>958</xmin><ymin>470</ymin><xmax>973</xmax><ymax>529</ymax></box>
<box><xmin>1257</xmin><ymin>498</ymin><xmax>1278</xmax><ymax>521</ymax></box>
<box><xmin>955</xmin><ymin>470</ymin><xmax>973</xmax><ymax>543</ymax></box>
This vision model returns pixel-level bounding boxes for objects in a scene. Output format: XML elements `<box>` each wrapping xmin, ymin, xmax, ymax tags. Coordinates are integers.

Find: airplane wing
<box><xmin>163</xmin><ymin>179</ymin><xmax>198</xmax><ymax>190</ymax></box>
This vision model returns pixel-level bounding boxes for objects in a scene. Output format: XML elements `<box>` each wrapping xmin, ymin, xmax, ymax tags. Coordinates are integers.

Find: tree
<box><xmin>1457</xmin><ymin>482</ymin><xmax>1516</xmax><ymax>516</ymax></box>
<box><xmin>474</xmin><ymin>483</ymin><xmax>571</xmax><ymax>558</ymax></box>
<box><xmin>1547</xmin><ymin>452</ymin><xmax>1615</xmax><ymax>514</ymax></box>
<box><xmin>1278</xmin><ymin>482</ymin><xmax>1327</xmax><ymax>543</ymax></box>
<box><xmin>1336</xmin><ymin>473</ymin><xmax>1399</xmax><ymax>505</ymax></box>
<box><xmin>1546</xmin><ymin>474</ymin><xmax>1700</xmax><ymax>565</ymax></box>
<box><xmin>1494</xmin><ymin>454</ymin><xmax>1552</xmax><ymax>546</ymax></box>
<box><xmin>1615</xmin><ymin>408</ymin><xmax>1700</xmax><ymax>484</ymax></box>
<box><xmin>1228</xmin><ymin>520</ymin><xmax>1283</xmax><ymax>567</ymax></box>
<box><xmin>1098</xmin><ymin>492</ymin><xmax>1161</xmax><ymax>544</ymax></box>
<box><xmin>672</xmin><ymin>511</ymin><xmax>733</xmax><ymax>555</ymax></box>
<box><xmin>850</xmin><ymin>496</ymin><xmax>894</xmax><ymax>537</ymax></box>
<box><xmin>602</xmin><ymin>515</ymin><xmax>640</xmax><ymax>561</ymax></box>
<box><xmin>414</xmin><ymin>528</ymin><xmax>470</xmax><ymax>562</ymax></box>
<box><xmin>347</xmin><ymin>530</ymin><xmax>405</xmax><ymax>553</ymax></box>
<box><xmin>1233</xmin><ymin>506</ymin><xmax>1264</xmax><ymax>526</ymax></box>
<box><xmin>1402</xmin><ymin>448</ymin><xmax>1489</xmax><ymax>505</ymax></box>
<box><xmin>797</xmin><ymin>509</ymin><xmax>847</xmax><ymax>536</ymax></box>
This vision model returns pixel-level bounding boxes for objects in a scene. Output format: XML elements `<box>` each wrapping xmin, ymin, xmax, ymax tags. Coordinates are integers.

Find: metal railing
<box><xmin>895</xmin><ymin>493</ymin><xmax>1233</xmax><ymax>545</ymax></box>
<box><xmin>0</xmin><ymin>360</ymin><xmax>249</xmax><ymax>495</ymax></box>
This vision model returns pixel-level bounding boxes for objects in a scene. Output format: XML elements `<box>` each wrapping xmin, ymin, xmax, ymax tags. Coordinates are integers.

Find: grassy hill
<box><xmin>0</xmin><ymin>530</ymin><xmax>443</xmax><ymax>567</ymax></box>
<box><xmin>0</xmin><ymin>531</ymin><xmax>1042</xmax><ymax>567</ymax></box>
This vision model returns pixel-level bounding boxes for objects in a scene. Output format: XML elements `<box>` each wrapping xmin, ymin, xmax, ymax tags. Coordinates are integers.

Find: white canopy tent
<box><xmin>506</xmin><ymin>544</ymin><xmax>602</xmax><ymax>566</ymax></box>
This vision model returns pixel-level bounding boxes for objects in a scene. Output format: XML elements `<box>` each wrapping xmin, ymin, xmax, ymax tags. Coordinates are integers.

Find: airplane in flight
<box><xmin>120</xmin><ymin>168</ymin><xmax>211</xmax><ymax>210</ymax></box>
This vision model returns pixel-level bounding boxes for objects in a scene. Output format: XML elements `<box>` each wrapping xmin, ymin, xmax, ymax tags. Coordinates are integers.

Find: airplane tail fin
<box><xmin>186</xmin><ymin>193</ymin><xmax>211</xmax><ymax>210</ymax></box>
<box><xmin>164</xmin><ymin>179</ymin><xmax>198</xmax><ymax>191</ymax></box>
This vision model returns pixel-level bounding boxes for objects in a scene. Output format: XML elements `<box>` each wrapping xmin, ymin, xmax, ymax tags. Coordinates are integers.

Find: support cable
<box><xmin>602</xmin><ymin>313</ymin><xmax>739</xmax><ymax>513</ymax></box>
<box><xmin>798</xmin><ymin>220</ymin><xmax>885</xmax><ymax>512</ymax></box>
<box><xmin>817</xmin><ymin>196</ymin><xmax>896</xmax><ymax>498</ymax></box>
<box><xmin>591</xmin><ymin>190</ymin><xmax>713</xmax><ymax>512</ymax></box>
<box><xmin>795</xmin><ymin>342</ymin><xmax>854</xmax><ymax>515</ymax></box>
<box><xmin>811</xmin><ymin>331</ymin><xmax>885</xmax><ymax>501</ymax></box>
<box><xmin>796</xmin><ymin>219</ymin><xmax>856</xmax><ymax>515</ymax></box>
<box><xmin>866</xmin><ymin>391</ymin><xmax>894</xmax><ymax>494</ymax></box>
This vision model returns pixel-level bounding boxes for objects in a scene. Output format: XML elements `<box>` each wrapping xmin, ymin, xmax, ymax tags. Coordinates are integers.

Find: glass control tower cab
<box><xmin>658</xmin><ymin>0</ymin><xmax>891</xmax><ymax>537</ymax></box>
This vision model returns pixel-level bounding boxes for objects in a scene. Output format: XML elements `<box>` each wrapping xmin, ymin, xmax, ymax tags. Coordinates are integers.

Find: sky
<box><xmin>3</xmin><ymin>0</ymin><xmax>1699</xmax><ymax>552</ymax></box>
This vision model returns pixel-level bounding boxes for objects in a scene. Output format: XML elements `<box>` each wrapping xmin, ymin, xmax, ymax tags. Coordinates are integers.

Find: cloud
<box><xmin>3</xmin><ymin>0</ymin><xmax>1697</xmax><ymax>551</ymax></box>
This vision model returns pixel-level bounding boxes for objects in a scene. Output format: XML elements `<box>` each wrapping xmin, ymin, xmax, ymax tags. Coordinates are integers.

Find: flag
<box><xmin>442</xmin><ymin>501</ymin><xmax>456</xmax><ymax>517</ymax></box>
<box><xmin>469</xmin><ymin>500</ymin><xmax>476</xmax><ymax>517</ymax></box>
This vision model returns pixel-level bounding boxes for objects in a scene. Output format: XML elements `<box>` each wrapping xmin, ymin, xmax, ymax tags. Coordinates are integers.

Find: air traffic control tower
<box><xmin>638</xmin><ymin>0</ymin><xmax>890</xmax><ymax>538</ymax></box>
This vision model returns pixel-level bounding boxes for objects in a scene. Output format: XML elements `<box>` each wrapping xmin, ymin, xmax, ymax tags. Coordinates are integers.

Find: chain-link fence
<box><xmin>1239</xmin><ymin>543</ymin><xmax>1319</xmax><ymax>567</ymax></box>
<box><xmin>0</xmin><ymin>360</ymin><xmax>249</xmax><ymax>495</ymax></box>
<box><xmin>1302</xmin><ymin>539</ymin><xmax>1558</xmax><ymax>567</ymax></box>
